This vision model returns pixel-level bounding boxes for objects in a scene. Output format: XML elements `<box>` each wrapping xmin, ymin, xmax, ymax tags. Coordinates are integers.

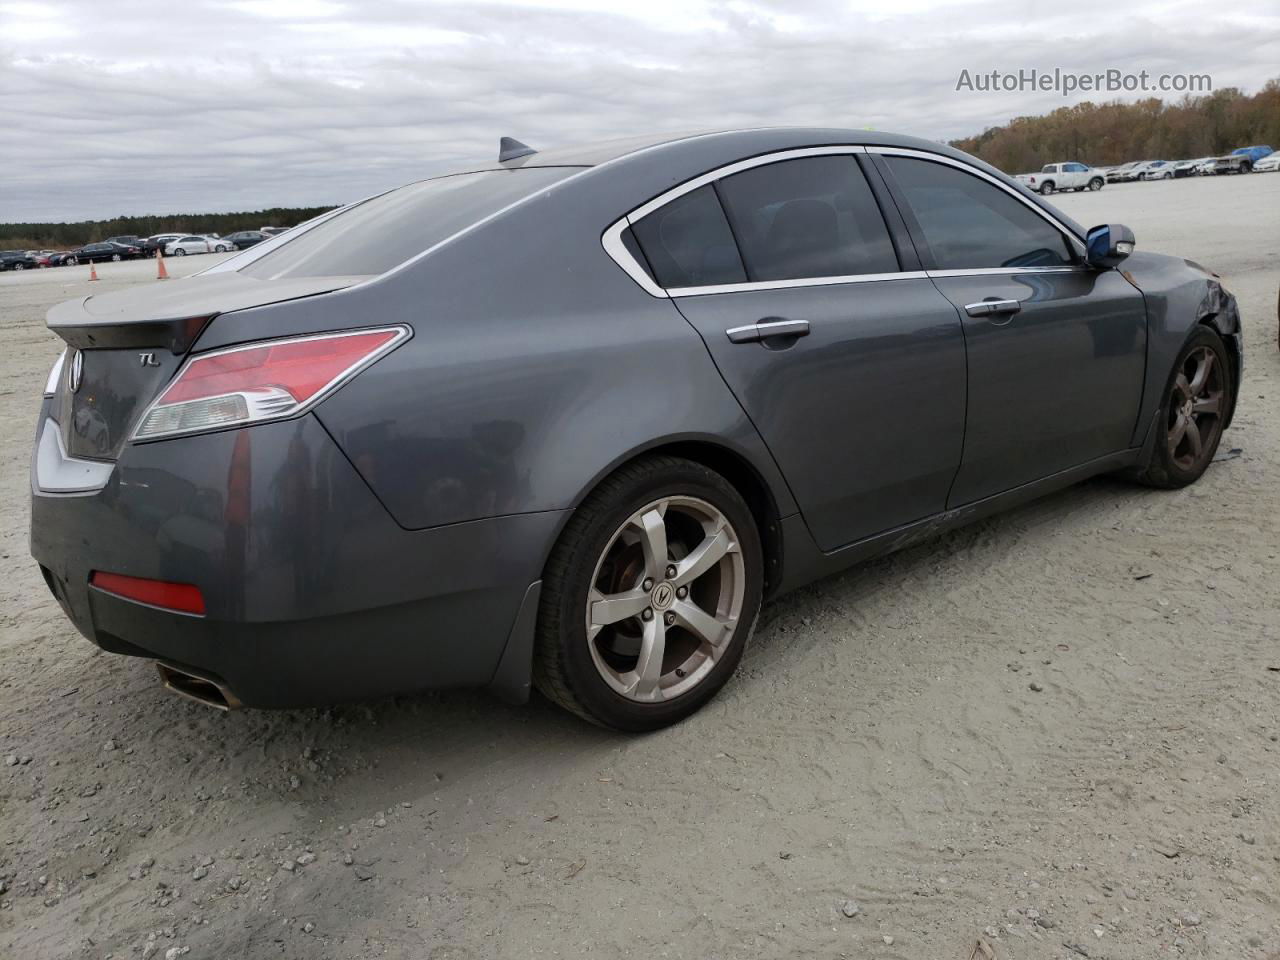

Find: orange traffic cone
<box><xmin>88</xmin><ymin>261</ymin><xmax>99</xmax><ymax>281</ymax></box>
<box><xmin>156</xmin><ymin>247</ymin><xmax>169</xmax><ymax>280</ymax></box>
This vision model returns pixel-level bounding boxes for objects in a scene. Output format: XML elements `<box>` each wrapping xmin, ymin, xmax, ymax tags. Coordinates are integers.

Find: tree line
<box><xmin>0</xmin><ymin>206</ymin><xmax>337</xmax><ymax>251</ymax></box>
<box><xmin>950</xmin><ymin>80</ymin><xmax>1280</xmax><ymax>174</ymax></box>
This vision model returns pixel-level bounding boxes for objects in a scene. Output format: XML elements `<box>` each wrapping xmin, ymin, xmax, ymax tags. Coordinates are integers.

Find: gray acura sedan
<box><xmin>30</xmin><ymin>129</ymin><xmax>1241</xmax><ymax>730</ymax></box>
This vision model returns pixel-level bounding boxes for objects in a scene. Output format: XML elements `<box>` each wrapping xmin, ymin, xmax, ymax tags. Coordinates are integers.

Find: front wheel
<box><xmin>1133</xmin><ymin>327</ymin><xmax>1232</xmax><ymax>489</ymax></box>
<box><xmin>1240</xmin><ymin>161</ymin><xmax>1252</xmax><ymax>174</ymax></box>
<box><xmin>111</xmin><ymin>253</ymin><xmax>122</xmax><ymax>261</ymax></box>
<box><xmin>534</xmin><ymin>456</ymin><xmax>763</xmax><ymax>731</ymax></box>
<box><xmin>1088</xmin><ymin>177</ymin><xmax>1104</xmax><ymax>190</ymax></box>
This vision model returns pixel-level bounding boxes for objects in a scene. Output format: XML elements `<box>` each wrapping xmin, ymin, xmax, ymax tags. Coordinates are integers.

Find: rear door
<box><xmin>627</xmin><ymin>151</ymin><xmax>967</xmax><ymax>552</ymax></box>
<box><xmin>874</xmin><ymin>151</ymin><xmax>1147</xmax><ymax>506</ymax></box>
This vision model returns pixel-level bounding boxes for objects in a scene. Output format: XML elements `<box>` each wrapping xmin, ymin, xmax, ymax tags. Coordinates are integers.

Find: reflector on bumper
<box><xmin>90</xmin><ymin>571</ymin><xmax>206</xmax><ymax>615</ymax></box>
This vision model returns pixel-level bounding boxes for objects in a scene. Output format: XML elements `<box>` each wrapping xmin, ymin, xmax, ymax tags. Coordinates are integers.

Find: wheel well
<box><xmin>1198</xmin><ymin>314</ymin><xmax>1240</xmax><ymax>428</ymax></box>
<box><xmin>592</xmin><ymin>441</ymin><xmax>786</xmax><ymax>596</ymax></box>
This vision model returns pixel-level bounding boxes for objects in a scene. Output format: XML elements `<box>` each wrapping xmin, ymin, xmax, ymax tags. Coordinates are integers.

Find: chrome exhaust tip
<box><xmin>155</xmin><ymin>662</ymin><xmax>241</xmax><ymax>711</ymax></box>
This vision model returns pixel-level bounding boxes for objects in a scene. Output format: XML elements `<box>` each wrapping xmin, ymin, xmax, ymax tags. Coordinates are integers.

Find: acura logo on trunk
<box><xmin>68</xmin><ymin>351</ymin><xmax>84</xmax><ymax>393</ymax></box>
<box><xmin>139</xmin><ymin>352</ymin><xmax>160</xmax><ymax>367</ymax></box>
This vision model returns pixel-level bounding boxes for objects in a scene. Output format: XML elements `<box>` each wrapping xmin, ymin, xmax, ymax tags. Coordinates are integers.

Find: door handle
<box><xmin>964</xmin><ymin>299</ymin><xmax>1022</xmax><ymax>318</ymax></box>
<box><xmin>725</xmin><ymin>319</ymin><xmax>811</xmax><ymax>344</ymax></box>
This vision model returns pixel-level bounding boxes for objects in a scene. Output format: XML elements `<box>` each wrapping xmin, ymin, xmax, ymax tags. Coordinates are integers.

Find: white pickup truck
<box><xmin>1015</xmin><ymin>162</ymin><xmax>1106</xmax><ymax>195</ymax></box>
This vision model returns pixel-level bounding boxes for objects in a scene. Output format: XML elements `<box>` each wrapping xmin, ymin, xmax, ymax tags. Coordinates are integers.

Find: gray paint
<box><xmin>29</xmin><ymin>127</ymin><xmax>1239</xmax><ymax>708</ymax></box>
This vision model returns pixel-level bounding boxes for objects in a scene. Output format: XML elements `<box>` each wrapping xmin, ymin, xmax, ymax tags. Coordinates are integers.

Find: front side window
<box><xmin>715</xmin><ymin>156</ymin><xmax>898</xmax><ymax>282</ymax></box>
<box><xmin>630</xmin><ymin>185</ymin><xmax>747</xmax><ymax>288</ymax></box>
<box><xmin>884</xmin><ymin>156</ymin><xmax>1076</xmax><ymax>270</ymax></box>
<box><xmin>237</xmin><ymin>167</ymin><xmax>577</xmax><ymax>280</ymax></box>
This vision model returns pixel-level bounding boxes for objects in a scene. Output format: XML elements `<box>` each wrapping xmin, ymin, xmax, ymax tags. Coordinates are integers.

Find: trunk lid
<box><xmin>46</xmin><ymin>273</ymin><xmax>365</xmax><ymax>460</ymax></box>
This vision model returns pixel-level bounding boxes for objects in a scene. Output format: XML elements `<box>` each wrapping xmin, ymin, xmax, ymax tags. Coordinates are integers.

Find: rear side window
<box><xmin>630</xmin><ymin>185</ymin><xmax>747</xmax><ymax>288</ymax></box>
<box><xmin>884</xmin><ymin>156</ymin><xmax>1075</xmax><ymax>270</ymax></box>
<box><xmin>237</xmin><ymin>167</ymin><xmax>576</xmax><ymax>280</ymax></box>
<box><xmin>716</xmin><ymin>156</ymin><xmax>898</xmax><ymax>281</ymax></box>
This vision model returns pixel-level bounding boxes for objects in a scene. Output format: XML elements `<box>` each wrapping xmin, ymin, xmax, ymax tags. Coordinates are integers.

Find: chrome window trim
<box><xmin>669</xmin><ymin>270</ymin><xmax>929</xmax><ymax>298</ymax></box>
<box><xmin>865</xmin><ymin>146</ymin><xmax>1087</xmax><ymax>254</ymax></box>
<box><xmin>600</xmin><ymin>142</ymin><xmax>1088</xmax><ymax>299</ymax></box>
<box><xmin>627</xmin><ymin>145</ymin><xmax>868</xmax><ymax>223</ymax></box>
<box><xmin>925</xmin><ymin>266</ymin><xmax>1085</xmax><ymax>278</ymax></box>
<box><xmin>601</xmin><ymin>220</ymin><xmax>667</xmax><ymax>298</ymax></box>
<box><xmin>602</xmin><ymin>145</ymin><xmax>886</xmax><ymax>300</ymax></box>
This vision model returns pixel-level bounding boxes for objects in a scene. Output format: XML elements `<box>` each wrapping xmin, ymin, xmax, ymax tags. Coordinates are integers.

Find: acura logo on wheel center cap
<box><xmin>651</xmin><ymin>582</ymin><xmax>675</xmax><ymax>610</ymax></box>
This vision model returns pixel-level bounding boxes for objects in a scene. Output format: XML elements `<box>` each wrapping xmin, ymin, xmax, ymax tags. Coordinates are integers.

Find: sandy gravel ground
<box><xmin>1</xmin><ymin>174</ymin><xmax>1279</xmax><ymax>960</ymax></box>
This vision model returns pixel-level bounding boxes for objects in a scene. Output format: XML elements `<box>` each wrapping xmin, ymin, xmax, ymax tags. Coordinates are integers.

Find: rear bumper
<box><xmin>30</xmin><ymin>410</ymin><xmax>564</xmax><ymax>708</ymax></box>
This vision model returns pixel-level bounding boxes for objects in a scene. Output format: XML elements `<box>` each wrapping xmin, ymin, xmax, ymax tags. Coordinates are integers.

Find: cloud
<box><xmin>1</xmin><ymin>0</ymin><xmax>1276</xmax><ymax>220</ymax></box>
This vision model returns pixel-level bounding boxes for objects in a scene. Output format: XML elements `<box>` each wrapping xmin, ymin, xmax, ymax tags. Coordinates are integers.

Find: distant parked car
<box><xmin>259</xmin><ymin>226</ymin><xmax>288</xmax><ymax>237</ymax></box>
<box><xmin>1014</xmin><ymin>162</ymin><xmax>1105</xmax><ymax>194</ymax></box>
<box><xmin>1206</xmin><ymin>145</ymin><xmax>1274</xmax><ymax>175</ymax></box>
<box><xmin>0</xmin><ymin>249</ymin><xmax>38</xmax><ymax>271</ymax></box>
<box><xmin>205</xmin><ymin>236</ymin><xmax>233</xmax><ymax>252</ymax></box>
<box><xmin>1254</xmin><ymin>152</ymin><xmax>1280</xmax><ymax>173</ymax></box>
<box><xmin>1172</xmin><ymin>157</ymin><xmax>1211</xmax><ymax>178</ymax></box>
<box><xmin>71</xmin><ymin>241</ymin><xmax>143</xmax><ymax>264</ymax></box>
<box><xmin>165</xmin><ymin>236</ymin><xmax>222</xmax><ymax>256</ymax></box>
<box><xmin>46</xmin><ymin>251</ymin><xmax>77</xmax><ymax>267</ymax></box>
<box><xmin>140</xmin><ymin>234</ymin><xmax>184</xmax><ymax>256</ymax></box>
<box><xmin>106</xmin><ymin>235</ymin><xmax>144</xmax><ymax>247</ymax></box>
<box><xmin>1106</xmin><ymin>161</ymin><xmax>1140</xmax><ymax>183</ymax></box>
<box><xmin>1129</xmin><ymin>160</ymin><xmax>1173</xmax><ymax>181</ymax></box>
<box><xmin>223</xmin><ymin>230</ymin><xmax>268</xmax><ymax>250</ymax></box>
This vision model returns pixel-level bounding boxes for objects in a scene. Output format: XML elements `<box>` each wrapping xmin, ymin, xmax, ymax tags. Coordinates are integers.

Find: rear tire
<box><xmin>533</xmin><ymin>456</ymin><xmax>763</xmax><ymax>731</ymax></box>
<box><xmin>1039</xmin><ymin>181</ymin><xmax>1055</xmax><ymax>195</ymax></box>
<box><xmin>1133</xmin><ymin>326</ymin><xmax>1232</xmax><ymax>489</ymax></box>
<box><xmin>175</xmin><ymin>248</ymin><xmax>187</xmax><ymax>256</ymax></box>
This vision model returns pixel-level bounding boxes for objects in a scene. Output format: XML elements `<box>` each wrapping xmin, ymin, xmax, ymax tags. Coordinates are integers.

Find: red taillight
<box><xmin>132</xmin><ymin>326</ymin><xmax>409</xmax><ymax>441</ymax></box>
<box><xmin>90</xmin><ymin>571</ymin><xmax>206</xmax><ymax>615</ymax></box>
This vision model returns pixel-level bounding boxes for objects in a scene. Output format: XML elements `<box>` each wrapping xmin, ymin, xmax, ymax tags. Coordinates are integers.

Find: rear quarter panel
<box><xmin>200</xmin><ymin>174</ymin><xmax>797</xmax><ymax>532</ymax></box>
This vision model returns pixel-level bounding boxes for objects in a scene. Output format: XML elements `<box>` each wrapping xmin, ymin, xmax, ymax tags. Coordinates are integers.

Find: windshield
<box><xmin>235</xmin><ymin>167</ymin><xmax>578</xmax><ymax>280</ymax></box>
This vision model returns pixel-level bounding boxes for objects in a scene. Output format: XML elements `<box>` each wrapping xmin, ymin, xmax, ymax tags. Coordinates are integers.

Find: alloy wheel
<box><xmin>585</xmin><ymin>496</ymin><xmax>745</xmax><ymax>703</ymax></box>
<box><xmin>1167</xmin><ymin>345</ymin><xmax>1225</xmax><ymax>470</ymax></box>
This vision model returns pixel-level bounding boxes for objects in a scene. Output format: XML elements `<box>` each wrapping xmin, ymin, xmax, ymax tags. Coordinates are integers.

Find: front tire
<box><xmin>1133</xmin><ymin>326</ymin><xmax>1232</xmax><ymax>489</ymax></box>
<box><xmin>534</xmin><ymin>456</ymin><xmax>763</xmax><ymax>731</ymax></box>
<box><xmin>1088</xmin><ymin>177</ymin><xmax>1104</xmax><ymax>190</ymax></box>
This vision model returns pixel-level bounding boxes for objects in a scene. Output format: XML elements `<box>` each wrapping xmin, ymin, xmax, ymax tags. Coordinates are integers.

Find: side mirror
<box><xmin>1086</xmin><ymin>223</ymin><xmax>1135</xmax><ymax>269</ymax></box>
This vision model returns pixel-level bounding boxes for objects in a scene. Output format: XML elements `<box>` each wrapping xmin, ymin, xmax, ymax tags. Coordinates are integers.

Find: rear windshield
<box><xmin>236</xmin><ymin>168</ymin><xmax>577</xmax><ymax>280</ymax></box>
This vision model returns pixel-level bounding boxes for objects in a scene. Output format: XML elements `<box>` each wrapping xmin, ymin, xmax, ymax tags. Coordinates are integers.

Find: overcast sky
<box><xmin>2</xmin><ymin>0</ymin><xmax>1276</xmax><ymax>222</ymax></box>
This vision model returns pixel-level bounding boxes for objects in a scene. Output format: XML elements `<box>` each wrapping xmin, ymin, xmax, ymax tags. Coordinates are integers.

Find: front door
<box><xmin>877</xmin><ymin>153</ymin><xmax>1148</xmax><ymax>506</ymax></box>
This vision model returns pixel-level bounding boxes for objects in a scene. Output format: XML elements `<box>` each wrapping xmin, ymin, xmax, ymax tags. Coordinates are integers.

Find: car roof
<box><xmin>494</xmin><ymin>127</ymin><xmax>977</xmax><ymax>171</ymax></box>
